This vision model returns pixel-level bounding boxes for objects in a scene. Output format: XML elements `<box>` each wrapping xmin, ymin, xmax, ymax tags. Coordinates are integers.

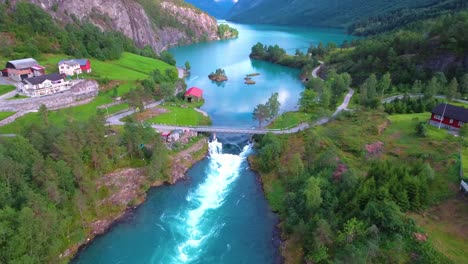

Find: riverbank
<box><xmin>247</xmin><ymin>156</ymin><xmax>286</xmax><ymax>264</ymax></box>
<box><xmin>64</xmin><ymin>137</ymin><xmax>208</xmax><ymax>262</ymax></box>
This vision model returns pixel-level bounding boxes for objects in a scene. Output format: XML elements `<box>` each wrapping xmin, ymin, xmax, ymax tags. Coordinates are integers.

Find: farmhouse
<box><xmin>20</xmin><ymin>73</ymin><xmax>71</xmax><ymax>97</ymax></box>
<box><xmin>184</xmin><ymin>87</ymin><xmax>203</xmax><ymax>102</ymax></box>
<box><xmin>429</xmin><ymin>103</ymin><xmax>468</xmax><ymax>130</ymax></box>
<box><xmin>58</xmin><ymin>60</ymin><xmax>82</xmax><ymax>76</ymax></box>
<box><xmin>75</xmin><ymin>59</ymin><xmax>92</xmax><ymax>73</ymax></box>
<box><xmin>5</xmin><ymin>58</ymin><xmax>46</xmax><ymax>81</ymax></box>
<box><xmin>58</xmin><ymin>59</ymin><xmax>91</xmax><ymax>75</ymax></box>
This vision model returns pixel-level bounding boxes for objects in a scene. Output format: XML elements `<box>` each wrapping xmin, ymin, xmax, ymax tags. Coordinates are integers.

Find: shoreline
<box><xmin>65</xmin><ymin>137</ymin><xmax>209</xmax><ymax>262</ymax></box>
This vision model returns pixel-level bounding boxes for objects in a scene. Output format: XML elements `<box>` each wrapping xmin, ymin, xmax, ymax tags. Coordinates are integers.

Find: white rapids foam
<box><xmin>171</xmin><ymin>139</ymin><xmax>252</xmax><ymax>263</ymax></box>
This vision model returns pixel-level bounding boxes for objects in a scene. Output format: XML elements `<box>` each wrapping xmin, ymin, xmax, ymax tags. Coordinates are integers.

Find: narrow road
<box><xmin>311</xmin><ymin>61</ymin><xmax>324</xmax><ymax>79</ymax></box>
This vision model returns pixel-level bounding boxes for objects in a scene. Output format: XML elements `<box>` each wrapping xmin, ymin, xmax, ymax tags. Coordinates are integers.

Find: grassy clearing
<box><xmin>384</xmin><ymin>112</ymin><xmax>460</xmax><ymax>201</ymax></box>
<box><xmin>0</xmin><ymin>85</ymin><xmax>16</xmax><ymax>96</ymax></box>
<box><xmin>146</xmin><ymin>106</ymin><xmax>211</xmax><ymax>126</ymax></box>
<box><xmin>268</xmin><ymin>111</ymin><xmax>310</xmax><ymax>129</ymax></box>
<box><xmin>0</xmin><ymin>112</ymin><xmax>15</xmax><ymax>121</ymax></box>
<box><xmin>410</xmin><ymin>197</ymin><xmax>468</xmax><ymax>264</ymax></box>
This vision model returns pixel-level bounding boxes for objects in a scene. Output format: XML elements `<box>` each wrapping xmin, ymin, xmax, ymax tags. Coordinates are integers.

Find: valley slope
<box><xmin>229</xmin><ymin>0</ymin><xmax>440</xmax><ymax>27</ymax></box>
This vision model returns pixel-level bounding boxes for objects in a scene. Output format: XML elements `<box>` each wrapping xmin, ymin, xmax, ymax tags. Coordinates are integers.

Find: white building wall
<box><xmin>58</xmin><ymin>64</ymin><xmax>82</xmax><ymax>76</ymax></box>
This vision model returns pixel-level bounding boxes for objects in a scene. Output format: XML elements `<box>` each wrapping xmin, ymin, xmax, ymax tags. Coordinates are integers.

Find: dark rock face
<box><xmin>11</xmin><ymin>0</ymin><xmax>220</xmax><ymax>53</ymax></box>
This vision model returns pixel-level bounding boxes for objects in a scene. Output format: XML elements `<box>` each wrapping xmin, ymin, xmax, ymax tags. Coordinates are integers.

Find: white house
<box><xmin>20</xmin><ymin>73</ymin><xmax>71</xmax><ymax>97</ymax></box>
<box><xmin>58</xmin><ymin>60</ymin><xmax>82</xmax><ymax>76</ymax></box>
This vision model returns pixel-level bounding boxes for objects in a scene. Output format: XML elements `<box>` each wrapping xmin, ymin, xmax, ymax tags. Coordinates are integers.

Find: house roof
<box><xmin>184</xmin><ymin>87</ymin><xmax>203</xmax><ymax>98</ymax></box>
<box><xmin>432</xmin><ymin>103</ymin><xmax>468</xmax><ymax>123</ymax></box>
<box><xmin>24</xmin><ymin>73</ymin><xmax>64</xmax><ymax>85</ymax></box>
<box><xmin>58</xmin><ymin>60</ymin><xmax>80</xmax><ymax>67</ymax></box>
<box><xmin>74</xmin><ymin>59</ymin><xmax>90</xmax><ymax>66</ymax></box>
<box><xmin>6</xmin><ymin>58</ymin><xmax>39</xmax><ymax>69</ymax></box>
<box><xmin>31</xmin><ymin>65</ymin><xmax>45</xmax><ymax>70</ymax></box>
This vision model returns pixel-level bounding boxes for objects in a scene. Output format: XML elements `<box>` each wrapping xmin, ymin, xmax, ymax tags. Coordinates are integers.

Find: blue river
<box><xmin>72</xmin><ymin>22</ymin><xmax>352</xmax><ymax>264</ymax></box>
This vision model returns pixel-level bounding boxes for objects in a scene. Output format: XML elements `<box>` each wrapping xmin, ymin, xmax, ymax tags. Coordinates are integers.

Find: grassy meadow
<box><xmin>0</xmin><ymin>112</ymin><xmax>15</xmax><ymax>121</ymax></box>
<box><xmin>146</xmin><ymin>106</ymin><xmax>211</xmax><ymax>126</ymax></box>
<box><xmin>0</xmin><ymin>85</ymin><xmax>16</xmax><ymax>96</ymax></box>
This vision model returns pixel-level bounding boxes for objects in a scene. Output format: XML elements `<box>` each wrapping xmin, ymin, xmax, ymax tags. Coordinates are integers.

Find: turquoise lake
<box><xmin>72</xmin><ymin>22</ymin><xmax>352</xmax><ymax>264</ymax></box>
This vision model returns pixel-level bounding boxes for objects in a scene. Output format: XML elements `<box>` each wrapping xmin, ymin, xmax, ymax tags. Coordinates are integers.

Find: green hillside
<box><xmin>229</xmin><ymin>0</ymin><xmax>440</xmax><ymax>28</ymax></box>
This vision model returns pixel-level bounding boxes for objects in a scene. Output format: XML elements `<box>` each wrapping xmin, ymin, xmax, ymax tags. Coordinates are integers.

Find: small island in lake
<box><xmin>244</xmin><ymin>77</ymin><xmax>256</xmax><ymax>85</ymax></box>
<box><xmin>208</xmin><ymin>68</ymin><xmax>228</xmax><ymax>82</ymax></box>
<box><xmin>246</xmin><ymin>73</ymin><xmax>260</xmax><ymax>77</ymax></box>
<box><xmin>244</xmin><ymin>73</ymin><xmax>260</xmax><ymax>84</ymax></box>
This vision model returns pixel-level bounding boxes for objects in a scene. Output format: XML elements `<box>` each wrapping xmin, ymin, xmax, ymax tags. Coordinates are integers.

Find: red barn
<box><xmin>184</xmin><ymin>87</ymin><xmax>203</xmax><ymax>102</ymax></box>
<box><xmin>429</xmin><ymin>103</ymin><xmax>468</xmax><ymax>130</ymax></box>
<box><xmin>75</xmin><ymin>59</ymin><xmax>92</xmax><ymax>73</ymax></box>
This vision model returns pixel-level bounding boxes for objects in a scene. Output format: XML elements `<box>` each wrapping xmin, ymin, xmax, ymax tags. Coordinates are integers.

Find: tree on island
<box><xmin>208</xmin><ymin>68</ymin><xmax>228</xmax><ymax>82</ymax></box>
<box><xmin>253</xmin><ymin>92</ymin><xmax>281</xmax><ymax>128</ymax></box>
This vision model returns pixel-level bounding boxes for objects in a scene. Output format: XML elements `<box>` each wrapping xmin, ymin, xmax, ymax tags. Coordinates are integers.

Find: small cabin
<box><xmin>429</xmin><ymin>103</ymin><xmax>468</xmax><ymax>130</ymax></box>
<box><xmin>184</xmin><ymin>87</ymin><xmax>203</xmax><ymax>103</ymax></box>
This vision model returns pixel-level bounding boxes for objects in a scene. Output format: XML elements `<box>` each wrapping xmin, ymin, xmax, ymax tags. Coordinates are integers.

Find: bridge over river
<box><xmin>150</xmin><ymin>122</ymin><xmax>311</xmax><ymax>135</ymax></box>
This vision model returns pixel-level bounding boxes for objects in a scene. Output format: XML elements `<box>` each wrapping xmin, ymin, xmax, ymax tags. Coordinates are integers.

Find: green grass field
<box><xmin>0</xmin><ymin>85</ymin><xmax>16</xmax><ymax>96</ymax></box>
<box><xmin>146</xmin><ymin>106</ymin><xmax>211</xmax><ymax>126</ymax></box>
<box><xmin>39</xmin><ymin>52</ymin><xmax>174</xmax><ymax>81</ymax></box>
<box><xmin>0</xmin><ymin>112</ymin><xmax>15</xmax><ymax>121</ymax></box>
<box><xmin>268</xmin><ymin>111</ymin><xmax>310</xmax><ymax>129</ymax></box>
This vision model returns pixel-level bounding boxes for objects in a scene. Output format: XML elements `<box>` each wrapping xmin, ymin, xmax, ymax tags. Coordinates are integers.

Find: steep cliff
<box><xmin>9</xmin><ymin>0</ymin><xmax>219</xmax><ymax>53</ymax></box>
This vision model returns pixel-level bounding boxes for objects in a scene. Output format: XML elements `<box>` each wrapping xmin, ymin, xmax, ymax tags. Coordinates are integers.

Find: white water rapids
<box><xmin>170</xmin><ymin>139</ymin><xmax>252</xmax><ymax>263</ymax></box>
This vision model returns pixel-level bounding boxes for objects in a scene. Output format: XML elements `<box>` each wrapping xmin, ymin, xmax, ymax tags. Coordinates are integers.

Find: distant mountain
<box><xmin>228</xmin><ymin>0</ymin><xmax>441</xmax><ymax>28</ymax></box>
<box><xmin>185</xmin><ymin>0</ymin><xmax>236</xmax><ymax>18</ymax></box>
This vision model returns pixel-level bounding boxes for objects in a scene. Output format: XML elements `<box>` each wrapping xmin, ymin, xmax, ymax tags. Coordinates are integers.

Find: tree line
<box><xmin>250</xmin><ymin>42</ymin><xmax>320</xmax><ymax>79</ymax></box>
<box><xmin>348</xmin><ymin>0</ymin><xmax>468</xmax><ymax>36</ymax></box>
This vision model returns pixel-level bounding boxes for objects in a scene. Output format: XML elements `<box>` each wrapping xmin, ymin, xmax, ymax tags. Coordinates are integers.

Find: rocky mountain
<box><xmin>228</xmin><ymin>0</ymin><xmax>441</xmax><ymax>27</ymax></box>
<box><xmin>6</xmin><ymin>0</ymin><xmax>220</xmax><ymax>53</ymax></box>
<box><xmin>185</xmin><ymin>0</ymin><xmax>235</xmax><ymax>18</ymax></box>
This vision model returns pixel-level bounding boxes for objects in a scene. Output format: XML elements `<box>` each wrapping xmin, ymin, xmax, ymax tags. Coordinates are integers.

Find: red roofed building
<box><xmin>184</xmin><ymin>87</ymin><xmax>203</xmax><ymax>102</ymax></box>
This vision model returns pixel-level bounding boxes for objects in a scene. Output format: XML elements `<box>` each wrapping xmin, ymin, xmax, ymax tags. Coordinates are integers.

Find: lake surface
<box><xmin>72</xmin><ymin>22</ymin><xmax>352</xmax><ymax>264</ymax></box>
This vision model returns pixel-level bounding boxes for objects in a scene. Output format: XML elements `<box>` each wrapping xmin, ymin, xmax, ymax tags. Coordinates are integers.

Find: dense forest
<box><xmin>348</xmin><ymin>0</ymin><xmax>468</xmax><ymax>36</ymax></box>
<box><xmin>229</xmin><ymin>0</ymin><xmax>439</xmax><ymax>27</ymax></box>
<box><xmin>328</xmin><ymin>11</ymin><xmax>468</xmax><ymax>93</ymax></box>
<box><xmin>0</xmin><ymin>111</ymin><xmax>169</xmax><ymax>263</ymax></box>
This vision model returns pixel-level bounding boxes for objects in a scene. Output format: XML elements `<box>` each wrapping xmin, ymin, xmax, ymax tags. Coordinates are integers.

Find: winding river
<box><xmin>72</xmin><ymin>22</ymin><xmax>352</xmax><ymax>264</ymax></box>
